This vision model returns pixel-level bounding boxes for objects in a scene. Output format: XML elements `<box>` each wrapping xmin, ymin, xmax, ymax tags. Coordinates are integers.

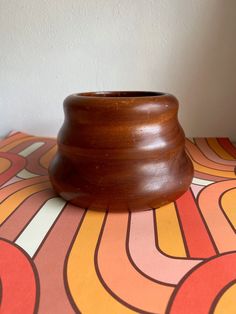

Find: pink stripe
<box><xmin>9</xmin><ymin>138</ymin><xmax>56</xmax><ymax>176</ymax></box>
<box><xmin>191</xmin><ymin>184</ymin><xmax>204</xmax><ymax>197</ymax></box>
<box><xmin>129</xmin><ymin>210</ymin><xmax>201</xmax><ymax>285</ymax></box>
<box><xmin>0</xmin><ymin>132</ymin><xmax>29</xmax><ymax>148</ymax></box>
<box><xmin>0</xmin><ymin>189</ymin><xmax>56</xmax><ymax>240</ymax></box>
<box><xmin>218</xmin><ymin>138</ymin><xmax>236</xmax><ymax>159</ymax></box>
<box><xmin>9</xmin><ymin>137</ymin><xmax>54</xmax><ymax>154</ymax></box>
<box><xmin>0</xmin><ymin>176</ymin><xmax>49</xmax><ymax>202</ymax></box>
<box><xmin>186</xmin><ymin>139</ymin><xmax>234</xmax><ymax>171</ymax></box>
<box><xmin>194</xmin><ymin>170</ymin><xmax>222</xmax><ymax>182</ymax></box>
<box><xmin>195</xmin><ymin>138</ymin><xmax>236</xmax><ymax>167</ymax></box>
<box><xmin>0</xmin><ymin>152</ymin><xmax>26</xmax><ymax>187</ymax></box>
<box><xmin>6</xmin><ymin>130</ymin><xmax>19</xmax><ymax>136</ymax></box>
<box><xmin>26</xmin><ymin>141</ymin><xmax>56</xmax><ymax>175</ymax></box>
<box><xmin>34</xmin><ymin>204</ymin><xmax>84</xmax><ymax>314</ymax></box>
<box><xmin>198</xmin><ymin>180</ymin><xmax>236</xmax><ymax>252</ymax></box>
<box><xmin>1</xmin><ymin>176</ymin><xmax>22</xmax><ymax>188</ymax></box>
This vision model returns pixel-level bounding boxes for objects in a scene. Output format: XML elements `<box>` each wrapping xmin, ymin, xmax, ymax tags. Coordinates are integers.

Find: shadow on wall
<box><xmin>156</xmin><ymin>1</ymin><xmax>236</xmax><ymax>140</ymax></box>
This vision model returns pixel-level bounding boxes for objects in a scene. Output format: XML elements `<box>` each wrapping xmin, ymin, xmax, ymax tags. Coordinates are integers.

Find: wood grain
<box><xmin>49</xmin><ymin>91</ymin><xmax>193</xmax><ymax>211</ymax></box>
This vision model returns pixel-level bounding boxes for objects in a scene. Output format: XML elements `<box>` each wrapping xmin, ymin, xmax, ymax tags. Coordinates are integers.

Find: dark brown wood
<box><xmin>49</xmin><ymin>91</ymin><xmax>193</xmax><ymax>211</ymax></box>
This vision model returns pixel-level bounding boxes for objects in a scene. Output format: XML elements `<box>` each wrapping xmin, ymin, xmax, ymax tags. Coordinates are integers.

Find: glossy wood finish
<box><xmin>49</xmin><ymin>91</ymin><xmax>193</xmax><ymax>211</ymax></box>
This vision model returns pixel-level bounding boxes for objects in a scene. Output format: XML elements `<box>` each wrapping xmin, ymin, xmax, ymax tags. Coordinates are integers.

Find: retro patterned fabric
<box><xmin>0</xmin><ymin>131</ymin><xmax>236</xmax><ymax>314</ymax></box>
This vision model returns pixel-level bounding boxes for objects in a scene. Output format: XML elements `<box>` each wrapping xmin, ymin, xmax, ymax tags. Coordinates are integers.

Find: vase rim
<box><xmin>74</xmin><ymin>91</ymin><xmax>168</xmax><ymax>98</ymax></box>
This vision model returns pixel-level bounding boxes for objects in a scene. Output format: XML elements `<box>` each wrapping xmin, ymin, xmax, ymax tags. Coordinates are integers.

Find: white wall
<box><xmin>1</xmin><ymin>0</ymin><xmax>236</xmax><ymax>139</ymax></box>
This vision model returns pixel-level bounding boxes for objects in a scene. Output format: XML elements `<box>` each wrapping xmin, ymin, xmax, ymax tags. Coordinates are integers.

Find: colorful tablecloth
<box><xmin>0</xmin><ymin>131</ymin><xmax>236</xmax><ymax>314</ymax></box>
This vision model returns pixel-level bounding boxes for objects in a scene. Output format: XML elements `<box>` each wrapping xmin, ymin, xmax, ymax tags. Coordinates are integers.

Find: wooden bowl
<box><xmin>48</xmin><ymin>91</ymin><xmax>193</xmax><ymax>211</ymax></box>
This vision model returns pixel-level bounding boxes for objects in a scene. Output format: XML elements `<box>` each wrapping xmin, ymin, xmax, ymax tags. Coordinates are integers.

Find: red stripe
<box><xmin>34</xmin><ymin>204</ymin><xmax>84</xmax><ymax>313</ymax></box>
<box><xmin>0</xmin><ymin>133</ymin><xmax>29</xmax><ymax>149</ymax></box>
<box><xmin>217</xmin><ymin>138</ymin><xmax>236</xmax><ymax>159</ymax></box>
<box><xmin>9</xmin><ymin>138</ymin><xmax>54</xmax><ymax>154</ymax></box>
<box><xmin>26</xmin><ymin>141</ymin><xmax>56</xmax><ymax>176</ymax></box>
<box><xmin>9</xmin><ymin>138</ymin><xmax>56</xmax><ymax>176</ymax></box>
<box><xmin>169</xmin><ymin>252</ymin><xmax>236</xmax><ymax>314</ymax></box>
<box><xmin>0</xmin><ymin>189</ymin><xmax>56</xmax><ymax>241</ymax></box>
<box><xmin>193</xmin><ymin>170</ymin><xmax>222</xmax><ymax>182</ymax></box>
<box><xmin>0</xmin><ymin>239</ymin><xmax>38</xmax><ymax>313</ymax></box>
<box><xmin>0</xmin><ymin>175</ymin><xmax>49</xmax><ymax>202</ymax></box>
<box><xmin>0</xmin><ymin>152</ymin><xmax>26</xmax><ymax>186</ymax></box>
<box><xmin>176</xmin><ymin>190</ymin><xmax>216</xmax><ymax>258</ymax></box>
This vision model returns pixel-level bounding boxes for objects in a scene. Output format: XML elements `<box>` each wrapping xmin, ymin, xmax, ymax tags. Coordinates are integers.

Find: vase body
<box><xmin>49</xmin><ymin>91</ymin><xmax>193</xmax><ymax>211</ymax></box>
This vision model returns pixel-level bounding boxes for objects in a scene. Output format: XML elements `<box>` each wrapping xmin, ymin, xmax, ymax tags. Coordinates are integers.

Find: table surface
<box><xmin>0</xmin><ymin>131</ymin><xmax>236</xmax><ymax>314</ymax></box>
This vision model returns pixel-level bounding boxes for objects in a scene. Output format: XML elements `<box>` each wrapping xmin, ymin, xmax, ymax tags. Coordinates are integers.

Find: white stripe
<box><xmin>1</xmin><ymin>176</ymin><xmax>21</xmax><ymax>188</ymax></box>
<box><xmin>15</xmin><ymin>197</ymin><xmax>66</xmax><ymax>257</ymax></box>
<box><xmin>17</xmin><ymin>169</ymin><xmax>39</xmax><ymax>179</ymax></box>
<box><xmin>192</xmin><ymin>177</ymin><xmax>214</xmax><ymax>186</ymax></box>
<box><xmin>187</xmin><ymin>138</ymin><xmax>195</xmax><ymax>143</ymax></box>
<box><xmin>18</xmin><ymin>142</ymin><xmax>44</xmax><ymax>157</ymax></box>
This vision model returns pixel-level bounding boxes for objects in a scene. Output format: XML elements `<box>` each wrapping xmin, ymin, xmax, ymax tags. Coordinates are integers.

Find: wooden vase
<box><xmin>49</xmin><ymin>91</ymin><xmax>193</xmax><ymax>211</ymax></box>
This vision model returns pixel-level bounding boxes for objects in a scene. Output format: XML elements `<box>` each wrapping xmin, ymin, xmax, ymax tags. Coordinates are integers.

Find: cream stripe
<box><xmin>15</xmin><ymin>197</ymin><xmax>66</xmax><ymax>257</ymax></box>
<box><xmin>18</xmin><ymin>142</ymin><xmax>45</xmax><ymax>157</ymax></box>
<box><xmin>192</xmin><ymin>177</ymin><xmax>214</xmax><ymax>186</ymax></box>
<box><xmin>17</xmin><ymin>169</ymin><xmax>39</xmax><ymax>179</ymax></box>
<box><xmin>187</xmin><ymin>137</ymin><xmax>195</xmax><ymax>143</ymax></box>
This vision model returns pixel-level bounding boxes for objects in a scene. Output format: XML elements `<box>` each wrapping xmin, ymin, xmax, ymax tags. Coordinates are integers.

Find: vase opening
<box><xmin>77</xmin><ymin>91</ymin><xmax>166</xmax><ymax>98</ymax></box>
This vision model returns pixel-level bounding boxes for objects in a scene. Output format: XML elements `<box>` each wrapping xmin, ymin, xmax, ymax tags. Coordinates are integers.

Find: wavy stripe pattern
<box><xmin>66</xmin><ymin>210</ymin><xmax>135</xmax><ymax>313</ymax></box>
<box><xmin>214</xmin><ymin>281</ymin><xmax>236</xmax><ymax>314</ymax></box>
<box><xmin>0</xmin><ymin>133</ymin><xmax>235</xmax><ymax>313</ymax></box>
<box><xmin>15</xmin><ymin>197</ymin><xmax>66</xmax><ymax>257</ymax></box>
<box><xmin>0</xmin><ymin>239</ymin><xmax>39</xmax><ymax>313</ymax></box>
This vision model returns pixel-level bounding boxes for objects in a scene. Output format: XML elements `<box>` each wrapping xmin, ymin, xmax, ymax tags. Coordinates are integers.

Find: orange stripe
<box><xmin>214</xmin><ymin>282</ymin><xmax>236</xmax><ymax>314</ymax></box>
<box><xmin>0</xmin><ymin>137</ymin><xmax>36</xmax><ymax>152</ymax></box>
<box><xmin>40</xmin><ymin>146</ymin><xmax>57</xmax><ymax>169</ymax></box>
<box><xmin>67</xmin><ymin>210</ymin><xmax>134</xmax><ymax>314</ymax></box>
<box><xmin>186</xmin><ymin>139</ymin><xmax>234</xmax><ymax>171</ymax></box>
<box><xmin>0</xmin><ymin>157</ymin><xmax>11</xmax><ymax>174</ymax></box>
<box><xmin>0</xmin><ymin>176</ymin><xmax>49</xmax><ymax>202</ymax></box>
<box><xmin>190</xmin><ymin>159</ymin><xmax>235</xmax><ymax>179</ymax></box>
<box><xmin>97</xmin><ymin>212</ymin><xmax>173</xmax><ymax>313</ymax></box>
<box><xmin>0</xmin><ymin>133</ymin><xmax>29</xmax><ymax>149</ymax></box>
<box><xmin>169</xmin><ymin>253</ymin><xmax>236</xmax><ymax>314</ymax></box>
<box><xmin>217</xmin><ymin>138</ymin><xmax>236</xmax><ymax>159</ymax></box>
<box><xmin>0</xmin><ymin>136</ymin><xmax>55</xmax><ymax>153</ymax></box>
<box><xmin>155</xmin><ymin>203</ymin><xmax>186</xmax><ymax>257</ymax></box>
<box><xmin>198</xmin><ymin>180</ymin><xmax>236</xmax><ymax>252</ymax></box>
<box><xmin>221</xmin><ymin>188</ymin><xmax>236</xmax><ymax>229</ymax></box>
<box><xmin>207</xmin><ymin>138</ymin><xmax>235</xmax><ymax>161</ymax></box>
<box><xmin>0</xmin><ymin>181</ymin><xmax>51</xmax><ymax>224</ymax></box>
